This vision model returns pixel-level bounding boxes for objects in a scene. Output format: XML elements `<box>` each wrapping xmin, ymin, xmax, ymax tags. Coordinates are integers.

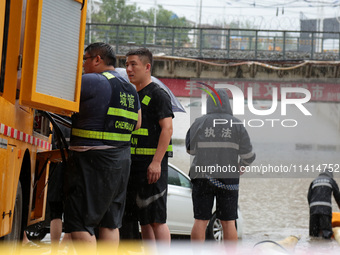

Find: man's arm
<box><xmin>238</xmin><ymin>128</ymin><xmax>256</xmax><ymax>167</ymax></box>
<box><xmin>307</xmin><ymin>182</ymin><xmax>313</xmax><ymax>204</ymax></box>
<box><xmin>134</xmin><ymin>108</ymin><xmax>142</xmax><ymax>130</ymax></box>
<box><xmin>332</xmin><ymin>180</ymin><xmax>340</xmax><ymax>209</ymax></box>
<box><xmin>147</xmin><ymin>117</ymin><xmax>173</xmax><ymax>184</ymax></box>
<box><xmin>185</xmin><ymin>124</ymin><xmax>197</xmax><ymax>155</ymax></box>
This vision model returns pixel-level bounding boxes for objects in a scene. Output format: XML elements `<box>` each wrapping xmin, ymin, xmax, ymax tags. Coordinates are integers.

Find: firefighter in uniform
<box><xmin>64</xmin><ymin>43</ymin><xmax>141</xmax><ymax>249</ymax></box>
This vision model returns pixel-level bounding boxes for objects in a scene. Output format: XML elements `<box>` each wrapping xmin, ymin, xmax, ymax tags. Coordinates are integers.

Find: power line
<box><xmin>127</xmin><ymin>0</ymin><xmax>340</xmax><ymax>9</ymax></box>
<box><xmin>124</xmin><ymin>0</ymin><xmax>340</xmax><ymax>29</ymax></box>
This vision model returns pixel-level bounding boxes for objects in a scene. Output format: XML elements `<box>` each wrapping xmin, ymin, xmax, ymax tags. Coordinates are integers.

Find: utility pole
<box><xmin>317</xmin><ymin>1</ymin><xmax>324</xmax><ymax>52</ymax></box>
<box><xmin>154</xmin><ymin>0</ymin><xmax>157</xmax><ymax>44</ymax></box>
<box><xmin>221</xmin><ymin>4</ymin><xmax>225</xmax><ymax>49</ymax></box>
<box><xmin>88</xmin><ymin>0</ymin><xmax>92</xmax><ymax>43</ymax></box>
<box><xmin>196</xmin><ymin>0</ymin><xmax>203</xmax><ymax>49</ymax></box>
<box><xmin>199</xmin><ymin>0</ymin><xmax>202</xmax><ymax>28</ymax></box>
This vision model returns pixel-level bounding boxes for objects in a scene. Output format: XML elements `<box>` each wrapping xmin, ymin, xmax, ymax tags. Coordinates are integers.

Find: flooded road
<box><xmin>169</xmin><ymin>97</ymin><xmax>340</xmax><ymax>253</ymax></box>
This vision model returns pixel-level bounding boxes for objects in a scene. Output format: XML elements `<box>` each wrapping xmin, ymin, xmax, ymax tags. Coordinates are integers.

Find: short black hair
<box><xmin>85</xmin><ymin>42</ymin><xmax>116</xmax><ymax>67</ymax></box>
<box><xmin>126</xmin><ymin>48</ymin><xmax>153</xmax><ymax>67</ymax></box>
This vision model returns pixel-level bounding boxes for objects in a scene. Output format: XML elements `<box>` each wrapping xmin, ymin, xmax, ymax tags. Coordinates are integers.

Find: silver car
<box><xmin>167</xmin><ymin>163</ymin><xmax>243</xmax><ymax>241</ymax></box>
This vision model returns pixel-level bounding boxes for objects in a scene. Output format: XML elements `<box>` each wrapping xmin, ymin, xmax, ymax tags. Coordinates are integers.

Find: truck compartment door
<box><xmin>19</xmin><ymin>0</ymin><xmax>87</xmax><ymax>115</ymax></box>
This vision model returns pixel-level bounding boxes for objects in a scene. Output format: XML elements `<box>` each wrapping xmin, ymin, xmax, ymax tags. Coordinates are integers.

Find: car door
<box><xmin>167</xmin><ymin>164</ymin><xmax>194</xmax><ymax>235</ymax></box>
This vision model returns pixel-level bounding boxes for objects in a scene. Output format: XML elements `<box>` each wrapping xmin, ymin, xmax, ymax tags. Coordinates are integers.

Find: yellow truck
<box><xmin>0</xmin><ymin>0</ymin><xmax>86</xmax><ymax>241</ymax></box>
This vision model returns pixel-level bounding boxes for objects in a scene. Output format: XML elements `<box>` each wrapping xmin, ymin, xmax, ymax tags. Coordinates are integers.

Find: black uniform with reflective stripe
<box><xmin>307</xmin><ymin>171</ymin><xmax>340</xmax><ymax>216</ymax></box>
<box><xmin>131</xmin><ymin>82</ymin><xmax>173</xmax><ymax>160</ymax></box>
<box><xmin>71</xmin><ymin>71</ymin><xmax>139</xmax><ymax>147</ymax></box>
<box><xmin>186</xmin><ymin>89</ymin><xmax>255</xmax><ymax>185</ymax></box>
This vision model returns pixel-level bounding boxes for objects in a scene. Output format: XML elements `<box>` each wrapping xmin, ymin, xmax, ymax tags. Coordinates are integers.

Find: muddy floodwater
<box><xmin>169</xmin><ymin>97</ymin><xmax>340</xmax><ymax>253</ymax></box>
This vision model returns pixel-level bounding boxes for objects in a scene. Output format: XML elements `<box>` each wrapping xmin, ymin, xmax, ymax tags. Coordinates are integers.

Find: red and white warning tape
<box><xmin>0</xmin><ymin>123</ymin><xmax>52</xmax><ymax>150</ymax></box>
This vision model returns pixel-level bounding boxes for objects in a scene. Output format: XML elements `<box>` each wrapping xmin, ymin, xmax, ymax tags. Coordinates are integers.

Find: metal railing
<box><xmin>85</xmin><ymin>23</ymin><xmax>340</xmax><ymax>61</ymax></box>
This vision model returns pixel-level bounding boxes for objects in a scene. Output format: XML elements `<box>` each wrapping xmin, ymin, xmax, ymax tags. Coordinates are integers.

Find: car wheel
<box><xmin>206</xmin><ymin>213</ymin><xmax>223</xmax><ymax>242</ymax></box>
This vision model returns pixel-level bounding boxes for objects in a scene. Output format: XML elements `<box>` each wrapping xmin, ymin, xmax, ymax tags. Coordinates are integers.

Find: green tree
<box><xmin>92</xmin><ymin>0</ymin><xmax>190</xmax><ymax>27</ymax></box>
<box><xmin>136</xmin><ymin>6</ymin><xmax>192</xmax><ymax>46</ymax></box>
<box><xmin>88</xmin><ymin>1</ymin><xmax>192</xmax><ymax>47</ymax></box>
<box><xmin>92</xmin><ymin>0</ymin><xmax>142</xmax><ymax>24</ymax></box>
<box><xmin>139</xmin><ymin>6</ymin><xmax>190</xmax><ymax>27</ymax></box>
<box><xmin>88</xmin><ymin>0</ymin><xmax>142</xmax><ymax>45</ymax></box>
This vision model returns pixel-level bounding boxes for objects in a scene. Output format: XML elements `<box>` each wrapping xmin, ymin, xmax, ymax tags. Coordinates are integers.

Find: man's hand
<box><xmin>239</xmin><ymin>166</ymin><xmax>246</xmax><ymax>176</ymax></box>
<box><xmin>147</xmin><ymin>160</ymin><xmax>161</xmax><ymax>184</ymax></box>
<box><xmin>146</xmin><ymin>117</ymin><xmax>172</xmax><ymax>184</ymax></box>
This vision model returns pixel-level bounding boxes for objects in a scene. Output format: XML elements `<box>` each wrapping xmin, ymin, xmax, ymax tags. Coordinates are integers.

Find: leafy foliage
<box><xmin>89</xmin><ymin>0</ymin><xmax>192</xmax><ymax>46</ymax></box>
<box><xmin>92</xmin><ymin>0</ymin><xmax>191</xmax><ymax>27</ymax></box>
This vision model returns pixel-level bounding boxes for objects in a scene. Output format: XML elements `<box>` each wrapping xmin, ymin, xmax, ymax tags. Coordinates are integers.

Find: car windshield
<box><xmin>168</xmin><ymin>165</ymin><xmax>192</xmax><ymax>188</ymax></box>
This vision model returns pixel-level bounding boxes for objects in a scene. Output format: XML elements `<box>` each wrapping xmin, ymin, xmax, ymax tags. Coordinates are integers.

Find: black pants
<box><xmin>309</xmin><ymin>214</ymin><xmax>332</xmax><ymax>239</ymax></box>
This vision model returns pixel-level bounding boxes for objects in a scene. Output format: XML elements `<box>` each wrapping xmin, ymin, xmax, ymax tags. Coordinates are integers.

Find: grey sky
<box><xmin>126</xmin><ymin>0</ymin><xmax>340</xmax><ymax>30</ymax></box>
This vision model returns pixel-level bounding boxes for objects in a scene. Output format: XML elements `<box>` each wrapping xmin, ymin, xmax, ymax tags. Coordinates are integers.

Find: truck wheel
<box><xmin>206</xmin><ymin>213</ymin><xmax>223</xmax><ymax>242</ymax></box>
<box><xmin>4</xmin><ymin>181</ymin><xmax>23</xmax><ymax>241</ymax></box>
